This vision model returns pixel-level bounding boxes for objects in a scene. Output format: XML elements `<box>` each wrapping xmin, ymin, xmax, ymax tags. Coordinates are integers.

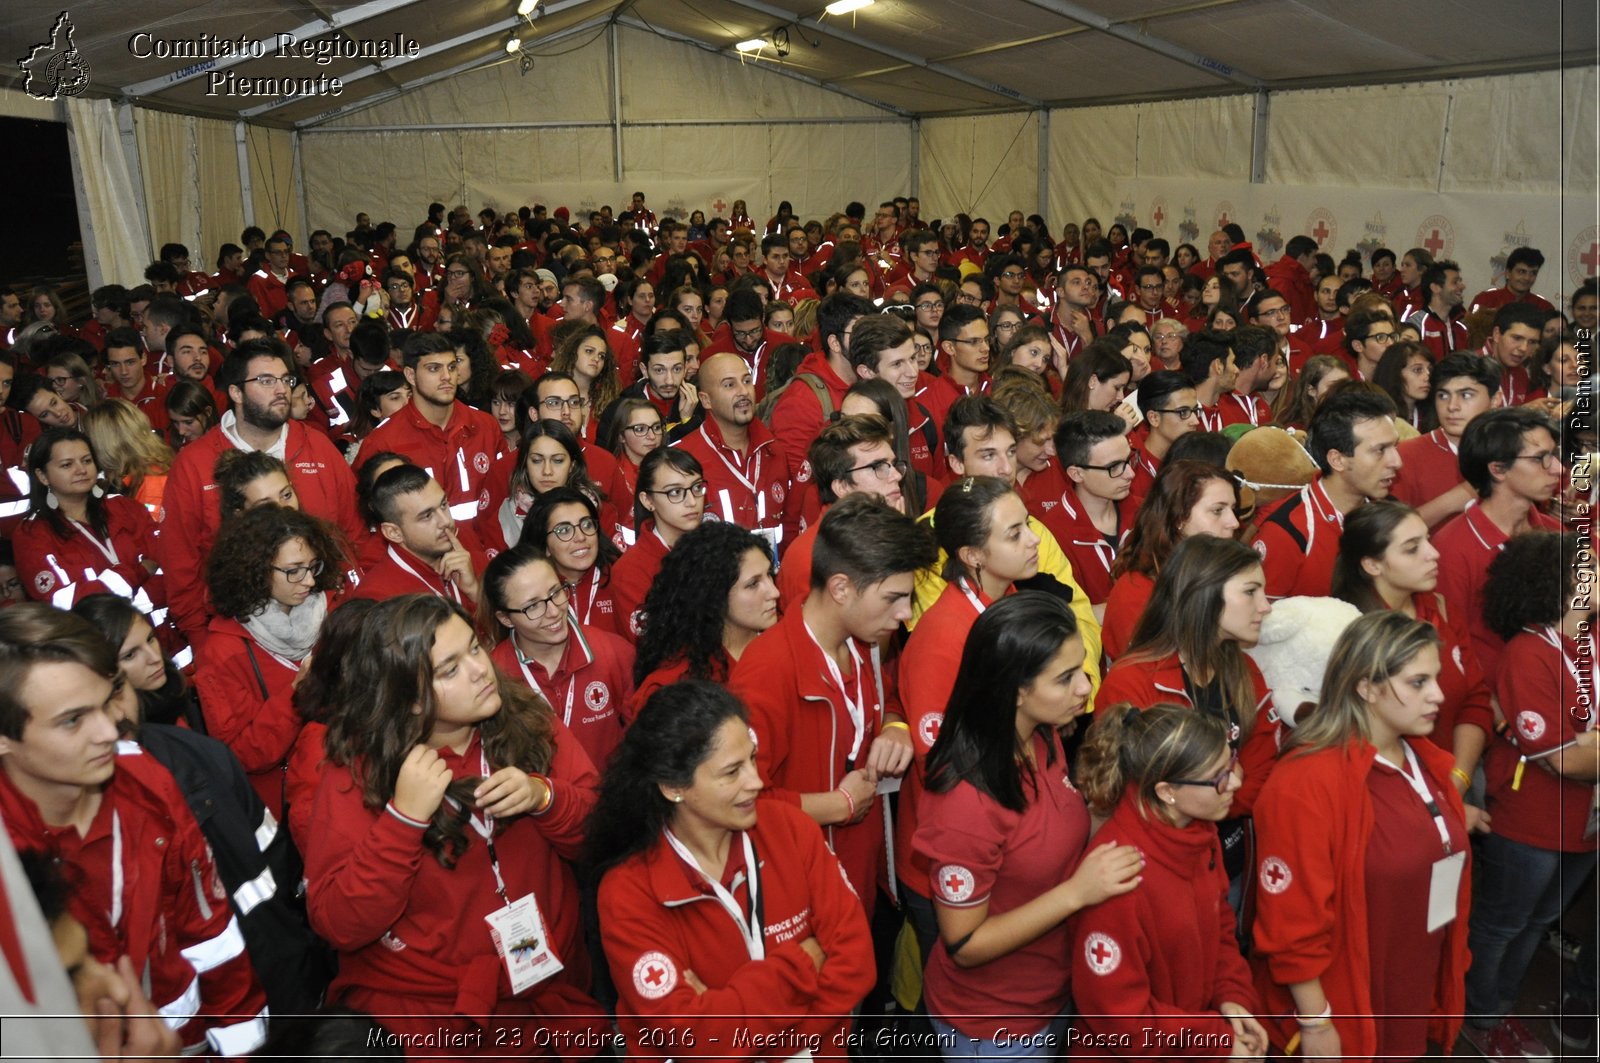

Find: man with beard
<box><xmin>1407</xmin><ymin>260</ymin><xmax>1470</xmax><ymax>360</ymax></box>
<box><xmin>675</xmin><ymin>352</ymin><xmax>796</xmax><ymax>555</ymax></box>
<box><xmin>156</xmin><ymin>339</ymin><xmax>362</xmax><ymax>646</ymax></box>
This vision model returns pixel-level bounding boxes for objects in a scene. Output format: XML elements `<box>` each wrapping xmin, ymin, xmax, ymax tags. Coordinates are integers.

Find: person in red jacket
<box><xmin>1103</xmin><ymin>462</ymin><xmax>1240</xmax><ymax>664</ymax></box>
<box><xmin>482</xmin><ymin>546</ymin><xmax>631</xmax><ymax>774</ymax></box>
<box><xmin>1253</xmin><ymin>611</ymin><xmax>1470</xmax><ymax>1063</ymax></box>
<box><xmin>1071</xmin><ymin>704</ymin><xmax>1267</xmax><ymax>1059</ymax></box>
<box><xmin>675</xmin><ymin>352</ymin><xmax>796</xmax><ymax>557</ymax></box>
<box><xmin>0</xmin><ymin>604</ymin><xmax>268</xmax><ymax>1055</ymax></box>
<box><xmin>589</xmin><ymin>679</ymin><xmax>875</xmax><ymax>1061</ymax></box>
<box><xmin>1099</xmin><ymin>535</ymin><xmax>1279</xmax><ymax>888</ymax></box>
<box><xmin>1390</xmin><ymin>353</ymin><xmax>1498</xmax><ymax>531</ymax></box>
<box><xmin>628</xmin><ymin>521</ymin><xmax>778</xmax><ymax>721</ymax></box>
<box><xmin>156</xmin><ymin>339</ymin><xmax>363</xmax><ymax>647</ymax></box>
<box><xmin>1038</xmin><ymin>411</ymin><xmax>1133</xmax><ymax>608</ymax></box>
<box><xmin>357</xmin><ymin>332</ymin><xmax>504</xmax><ymax>558</ymax></box>
<box><xmin>1332</xmin><ymin>502</ymin><xmax>1495</xmax><ymax>822</ymax></box>
<box><xmin>1261</xmin><ymin>236</ymin><xmax>1318</xmax><ymax>325</ymax></box>
<box><xmin>12</xmin><ymin>429</ymin><xmax>162</xmax><ymax>610</ymax></box>
<box><xmin>609</xmin><ymin>449</ymin><xmax>706</xmax><ymax>638</ymax></box>
<box><xmin>1466</xmin><ymin>531</ymin><xmax>1596</xmax><ymax>1059</ymax></box>
<box><xmin>728</xmin><ymin>495</ymin><xmax>935</xmax><ymax>919</ymax></box>
<box><xmin>523</xmin><ymin>487</ymin><xmax>623</xmax><ymax>635</ymax></box>
<box><xmin>1250</xmin><ymin>388</ymin><xmax>1401</xmax><ymax>600</ymax></box>
<box><xmin>306</xmin><ymin>595</ymin><xmax>605</xmax><ymax>1056</ymax></box>
<box><xmin>355</xmin><ymin>464</ymin><xmax>486</xmax><ymax>608</ymax></box>
<box><xmin>915</xmin><ymin>592</ymin><xmax>1142</xmax><ymax>1057</ymax></box>
<box><xmin>1468</xmin><ymin>246</ymin><xmax>1555</xmax><ymax>315</ymax></box>
<box><xmin>767</xmin><ymin>293</ymin><xmax>873</xmax><ymax>483</ymax></box>
<box><xmin>197</xmin><ymin>505</ymin><xmax>346</xmax><ymax>818</ymax></box>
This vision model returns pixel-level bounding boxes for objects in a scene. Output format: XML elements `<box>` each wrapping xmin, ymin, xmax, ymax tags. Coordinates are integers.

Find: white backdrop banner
<box><xmin>1119</xmin><ymin>177</ymin><xmax>1598</xmax><ymax>306</ymax></box>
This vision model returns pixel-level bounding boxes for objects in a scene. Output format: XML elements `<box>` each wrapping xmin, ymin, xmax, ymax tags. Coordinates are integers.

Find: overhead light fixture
<box><xmin>506</xmin><ymin>36</ymin><xmax>522</xmax><ymax>53</ymax></box>
<box><xmin>735</xmin><ymin>38</ymin><xmax>765</xmax><ymax>52</ymax></box>
<box><xmin>516</xmin><ymin>0</ymin><xmax>545</xmax><ymax>16</ymax></box>
<box><xmin>824</xmin><ymin>0</ymin><xmax>874</xmax><ymax>14</ymax></box>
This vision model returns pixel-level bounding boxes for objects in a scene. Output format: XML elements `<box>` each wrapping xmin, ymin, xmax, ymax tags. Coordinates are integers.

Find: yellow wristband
<box><xmin>1451</xmin><ymin>767</ymin><xmax>1472</xmax><ymax>788</ymax></box>
<box><xmin>882</xmin><ymin>721</ymin><xmax>910</xmax><ymax>733</ymax></box>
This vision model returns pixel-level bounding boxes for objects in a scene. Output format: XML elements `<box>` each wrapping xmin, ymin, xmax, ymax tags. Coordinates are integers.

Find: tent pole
<box><xmin>609</xmin><ymin>22</ymin><xmax>624</xmax><ymax>184</ymax></box>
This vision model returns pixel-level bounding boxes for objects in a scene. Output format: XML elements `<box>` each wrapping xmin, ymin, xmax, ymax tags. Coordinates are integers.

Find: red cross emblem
<box><xmin>1084</xmin><ymin>932</ymin><xmax>1121</xmax><ymax>975</ymax></box>
<box><xmin>1312</xmin><ymin>219</ymin><xmax>1330</xmax><ymax>244</ymax></box>
<box><xmin>1217</xmin><ymin>212</ymin><xmax>1231</xmax><ymax>228</ymax></box>
<box><xmin>632</xmin><ymin>951</ymin><xmax>677</xmax><ymax>999</ymax></box>
<box><xmin>1152</xmin><ymin>206</ymin><xmax>1165</xmax><ymax>227</ymax></box>
<box><xmin>1260</xmin><ymin>856</ymin><xmax>1292</xmax><ymax>894</ymax></box>
<box><xmin>1582</xmin><ymin>242</ymin><xmax>1600</xmax><ymax>275</ymax></box>
<box><xmin>713</xmin><ymin>198</ymin><xmax>728</xmax><ymax>215</ymax></box>
<box><xmin>1423</xmin><ymin>228</ymin><xmax>1446</xmax><ymax>256</ymax></box>
<box><xmin>937</xmin><ymin>864</ymin><xmax>975</xmax><ymax>903</ymax></box>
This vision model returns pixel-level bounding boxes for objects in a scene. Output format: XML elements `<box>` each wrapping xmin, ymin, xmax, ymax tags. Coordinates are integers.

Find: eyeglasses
<box><xmin>848</xmin><ymin>457</ymin><xmax>908</xmax><ymax>481</ymax></box>
<box><xmin>625</xmin><ymin>422</ymin><xmax>664</xmax><ymax>437</ymax></box>
<box><xmin>956</xmin><ymin>293</ymin><xmax>982</xmax><ymax>305</ymax></box>
<box><xmin>647</xmin><ymin>480</ymin><xmax>709</xmax><ymax>505</ymax></box>
<box><xmin>1363</xmin><ymin>330</ymin><xmax>1397</xmax><ymax>345</ymax></box>
<box><xmin>948</xmin><ymin>335</ymin><xmax>987</xmax><ymax>346</ymax></box>
<box><xmin>1255</xmin><ymin>304</ymin><xmax>1292</xmax><ymax>319</ymax></box>
<box><xmin>994</xmin><ymin>321</ymin><xmax>1021</xmax><ymax>333</ymax></box>
<box><xmin>548</xmin><ymin>516</ymin><xmax>598</xmax><ymax>541</ymax></box>
<box><xmin>1512</xmin><ymin>450</ymin><xmax>1562</xmax><ymax>469</ymax></box>
<box><xmin>247</xmin><ymin>373</ymin><xmax>298</xmax><ymax>390</ymax></box>
<box><xmin>540</xmin><ymin>395</ymin><xmax>589</xmax><ymax>411</ymax></box>
<box><xmin>1152</xmin><ymin>405</ymin><xmax>1200</xmax><ymax>421</ymax></box>
<box><xmin>271</xmin><ymin>559</ymin><xmax>323</xmax><ymax>583</ymax></box>
<box><xmin>511</xmin><ymin>582</ymin><xmax>572</xmax><ymax>621</ymax></box>
<box><xmin>1138</xmin><ymin>282</ymin><xmax>1165</xmax><ymax>292</ymax></box>
<box><xmin>914</xmin><ymin>300</ymin><xmax>943</xmax><ymax>312</ymax></box>
<box><xmin>999</xmin><ymin>270</ymin><xmax>1025</xmax><ymax>280</ymax></box>
<box><xmin>1073</xmin><ymin>450</ymin><xmax>1138</xmax><ymax>477</ymax></box>
<box><xmin>731</xmin><ymin>325</ymin><xmax>764</xmax><ymax>341</ymax></box>
<box><xmin>446</xmin><ymin>269</ymin><xmax>473</xmax><ymax>279</ymax></box>
<box><xmin>1170</xmin><ymin>753</ymin><xmax>1240</xmax><ymax>794</ymax></box>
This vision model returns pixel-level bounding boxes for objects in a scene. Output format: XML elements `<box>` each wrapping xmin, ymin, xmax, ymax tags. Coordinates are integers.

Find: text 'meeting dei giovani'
<box><xmin>127</xmin><ymin>32</ymin><xmax>422</xmax><ymax>98</ymax></box>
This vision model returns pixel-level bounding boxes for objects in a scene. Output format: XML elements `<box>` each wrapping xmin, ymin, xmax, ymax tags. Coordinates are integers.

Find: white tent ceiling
<box><xmin>3</xmin><ymin>0</ymin><xmax>1594</xmax><ymax>128</ymax></box>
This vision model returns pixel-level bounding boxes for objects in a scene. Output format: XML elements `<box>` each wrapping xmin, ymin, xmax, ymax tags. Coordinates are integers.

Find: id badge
<box><xmin>1426</xmin><ymin>851</ymin><xmax>1466</xmax><ymax>933</ymax></box>
<box><xmin>485</xmin><ymin>893</ymin><xmax>563</xmax><ymax>993</ymax></box>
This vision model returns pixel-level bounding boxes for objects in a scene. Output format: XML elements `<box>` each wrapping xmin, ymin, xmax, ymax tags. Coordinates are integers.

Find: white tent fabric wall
<box><xmin>299</xmin><ymin>24</ymin><xmax>909</xmax><ymax>231</ymax></box>
<box><xmin>918</xmin><ymin>112</ymin><xmax>1040</xmax><ymax>228</ymax></box>
<box><xmin>245</xmin><ymin>124</ymin><xmax>305</xmax><ymax>243</ymax></box>
<box><xmin>63</xmin><ymin>97</ymin><xmax>149</xmax><ymax>292</ymax></box>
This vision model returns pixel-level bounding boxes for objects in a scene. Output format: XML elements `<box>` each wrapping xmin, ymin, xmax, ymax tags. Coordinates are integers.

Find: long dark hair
<box><xmin>1331</xmin><ymin>499</ymin><xmax>1420</xmax><ymax>613</ymax></box>
<box><xmin>634</xmin><ymin>522</ymin><xmax>772</xmax><ymax>684</ymax></box>
<box><xmin>71</xmin><ymin>593</ymin><xmax>201</xmax><ymax>731</ymax></box>
<box><xmin>925</xmin><ymin>592</ymin><xmax>1079</xmax><ymax>812</ymax></box>
<box><xmin>1110</xmin><ymin>461</ymin><xmax>1238</xmax><ymax>580</ymax></box>
<box><xmin>508</xmin><ymin>417</ymin><xmax>605</xmax><ymax>506</ymax></box>
<box><xmin>585</xmin><ymin>679</ymin><xmax>748</xmax><ymax>876</ymax></box>
<box><xmin>321</xmin><ymin>595</ymin><xmax>556</xmax><ymax>867</ymax></box>
<box><xmin>26</xmin><ymin>428</ymin><xmax>109</xmax><ymax>539</ymax></box>
<box><xmin>292</xmin><ymin>599</ymin><xmax>379</xmax><ymax>724</ymax></box>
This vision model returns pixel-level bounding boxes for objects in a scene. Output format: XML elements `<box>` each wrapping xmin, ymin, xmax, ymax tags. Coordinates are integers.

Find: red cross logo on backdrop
<box><xmin>1423</xmin><ymin>229</ymin><xmax>1446</xmax><ymax>256</ymax></box>
<box><xmin>1260</xmin><ymin>856</ymin><xmax>1292</xmax><ymax>894</ymax></box>
<box><xmin>1312</xmin><ymin>219</ymin><xmax>1330</xmax><ymax>244</ymax></box>
<box><xmin>1084</xmin><ymin>932</ymin><xmax>1122</xmax><ymax>975</ymax></box>
<box><xmin>1583</xmin><ymin>242</ymin><xmax>1600</xmax><ymax>275</ymax></box>
<box><xmin>713</xmin><ymin>198</ymin><xmax>728</xmax><ymax>214</ymax></box>
<box><xmin>1217</xmin><ymin>212</ymin><xmax>1231</xmax><ymax>228</ymax></box>
<box><xmin>1153</xmin><ymin>205</ymin><xmax>1165</xmax><ymax>226</ymax></box>
<box><xmin>936</xmin><ymin>864</ymin><xmax>975</xmax><ymax>902</ymax></box>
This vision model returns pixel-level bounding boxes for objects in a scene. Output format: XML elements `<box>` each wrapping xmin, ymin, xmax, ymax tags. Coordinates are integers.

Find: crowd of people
<box><xmin>0</xmin><ymin>192</ymin><xmax>1593</xmax><ymax>1061</ymax></box>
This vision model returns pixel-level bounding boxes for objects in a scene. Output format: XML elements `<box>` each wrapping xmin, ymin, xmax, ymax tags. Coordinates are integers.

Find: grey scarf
<box><xmin>243</xmin><ymin>591</ymin><xmax>327</xmax><ymax>661</ymax></box>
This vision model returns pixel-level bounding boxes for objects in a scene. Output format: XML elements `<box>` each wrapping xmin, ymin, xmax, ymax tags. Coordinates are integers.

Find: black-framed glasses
<box><xmin>1073</xmin><ymin>450</ymin><xmax>1138</xmax><ymax>477</ymax></box>
<box><xmin>625</xmin><ymin>422</ymin><xmax>664</xmax><ymax>437</ymax></box>
<box><xmin>270</xmin><ymin>559</ymin><xmax>323</xmax><ymax>583</ymax></box>
<box><xmin>247</xmin><ymin>373</ymin><xmax>298</xmax><ymax>390</ymax></box>
<box><xmin>731</xmin><ymin>325</ymin><xmax>764</xmax><ymax>341</ymax></box>
<box><xmin>948</xmin><ymin>335</ymin><xmax>987</xmax><ymax>346</ymax></box>
<box><xmin>848</xmin><ymin>457</ymin><xmax>908</xmax><ymax>481</ymax></box>
<box><xmin>1170</xmin><ymin>753</ymin><xmax>1240</xmax><ymax>794</ymax></box>
<box><xmin>1512</xmin><ymin>450</ymin><xmax>1562</xmax><ymax>469</ymax></box>
<box><xmin>446</xmin><ymin>269</ymin><xmax>473</xmax><ymax>279</ymax></box>
<box><xmin>540</xmin><ymin>395</ymin><xmax>589</xmax><ymax>411</ymax></box>
<box><xmin>511</xmin><ymin>582</ymin><xmax>572</xmax><ymax>621</ymax></box>
<box><xmin>999</xmin><ymin>270</ymin><xmax>1025</xmax><ymax>280</ymax></box>
<box><xmin>548</xmin><ymin>516</ymin><xmax>598</xmax><ymax>541</ymax></box>
<box><xmin>1152</xmin><ymin>406</ymin><xmax>1200</xmax><ymax>421</ymax></box>
<box><xmin>914</xmin><ymin>300</ymin><xmax>943</xmax><ymax>312</ymax></box>
<box><xmin>647</xmin><ymin>480</ymin><xmax>708</xmax><ymax>505</ymax></box>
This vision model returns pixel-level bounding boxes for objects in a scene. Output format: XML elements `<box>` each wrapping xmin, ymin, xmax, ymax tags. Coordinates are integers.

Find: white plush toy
<box><xmin>1245</xmin><ymin>596</ymin><xmax>1363</xmax><ymax>728</ymax></box>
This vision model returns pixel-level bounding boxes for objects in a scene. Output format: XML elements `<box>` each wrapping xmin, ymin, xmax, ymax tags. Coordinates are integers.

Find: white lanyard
<box><xmin>572</xmin><ymin>565</ymin><xmax>601</xmax><ymax>626</ymax></box>
<box><xmin>109</xmin><ymin>808</ymin><xmax>124</xmax><ymax>931</ymax></box>
<box><xmin>663</xmin><ymin>829</ymin><xmax>764</xmax><ymax>961</ymax></box>
<box><xmin>1374</xmin><ymin>742</ymin><xmax>1454</xmax><ymax>855</ymax></box>
<box><xmin>69</xmin><ymin>519</ymin><xmax>120</xmax><ymax>568</ymax></box>
<box><xmin>701</xmin><ymin>425</ymin><xmax>765</xmax><ymax>500</ymax></box>
<box><xmin>957</xmin><ymin>578</ymin><xmax>988</xmax><ymax>616</ymax></box>
<box><xmin>804</xmin><ymin>622</ymin><xmax>868</xmax><ymax>765</ymax></box>
<box><xmin>1196</xmin><ymin>404</ymin><xmax>1222</xmax><ymax>432</ymax></box>
<box><xmin>463</xmin><ymin>747</ymin><xmax>510</xmax><ymax>902</ymax></box>
<box><xmin>1227</xmin><ymin>392</ymin><xmax>1263</xmax><ymax>427</ymax></box>
<box><xmin>515</xmin><ymin>634</ymin><xmax>578</xmax><ymax>726</ymax></box>
<box><xmin>1531</xmin><ymin>626</ymin><xmax>1596</xmax><ymax>727</ymax></box>
<box><xmin>387</xmin><ymin>545</ymin><xmax>460</xmax><ymax>604</ymax></box>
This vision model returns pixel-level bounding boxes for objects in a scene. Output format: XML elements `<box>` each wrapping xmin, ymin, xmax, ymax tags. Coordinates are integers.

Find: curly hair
<box><xmin>1484</xmin><ymin>531</ymin><xmax>1581</xmax><ymax>640</ymax></box>
<box><xmin>207</xmin><ymin>505</ymin><xmax>347</xmax><ymax>620</ymax></box>
<box><xmin>633</xmin><ymin>521</ymin><xmax>772</xmax><ymax>685</ymax></box>
<box><xmin>549</xmin><ymin>324</ymin><xmax>621</xmax><ymax>417</ymax></box>
<box><xmin>321</xmin><ymin>595</ymin><xmax>556</xmax><ymax>868</ymax></box>
<box><xmin>214</xmin><ymin>449</ymin><xmax>295</xmax><ymax>519</ymax></box>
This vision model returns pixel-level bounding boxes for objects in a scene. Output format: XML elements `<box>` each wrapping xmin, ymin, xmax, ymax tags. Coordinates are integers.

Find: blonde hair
<box><xmin>80</xmin><ymin>399</ymin><xmax>175</xmax><ymax>497</ymax></box>
<box><xmin>1284</xmin><ymin>611</ymin><xmax>1440</xmax><ymax>757</ymax></box>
